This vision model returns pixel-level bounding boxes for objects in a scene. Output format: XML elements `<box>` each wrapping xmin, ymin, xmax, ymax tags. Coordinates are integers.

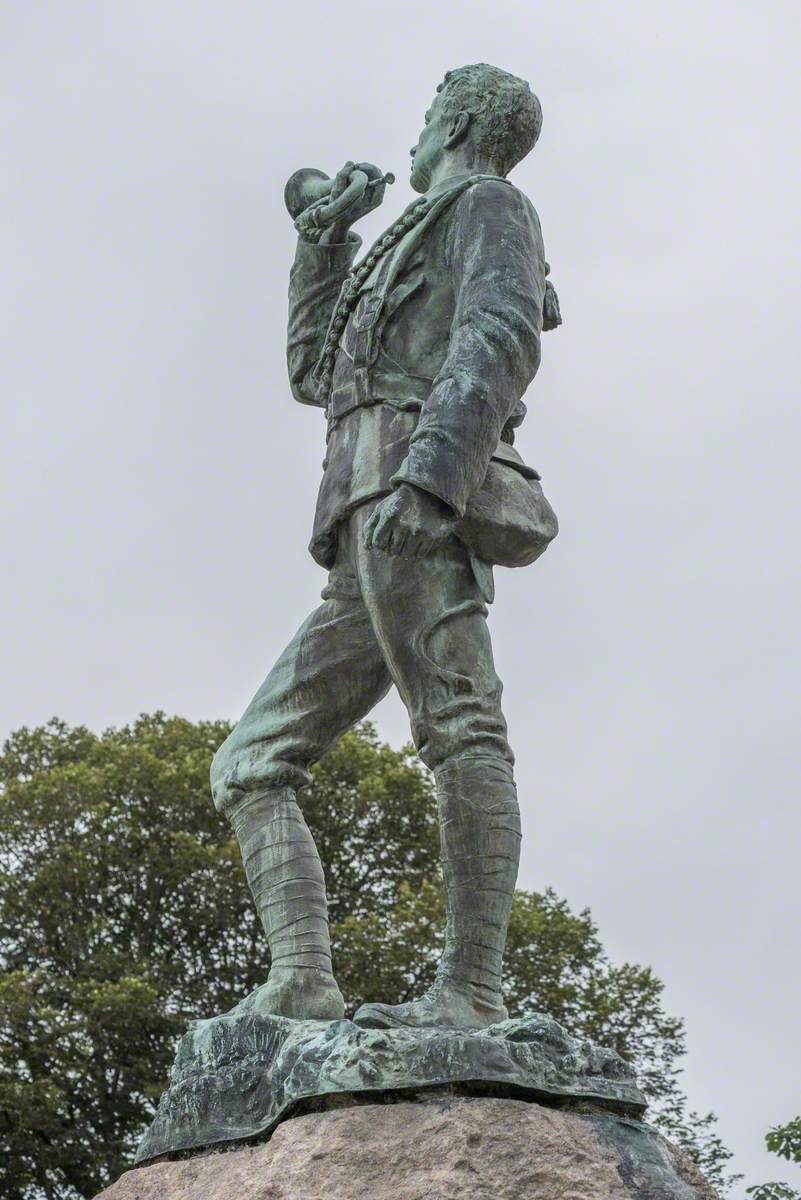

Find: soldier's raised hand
<box><xmin>318</xmin><ymin>161</ymin><xmax>390</xmax><ymax>243</ymax></box>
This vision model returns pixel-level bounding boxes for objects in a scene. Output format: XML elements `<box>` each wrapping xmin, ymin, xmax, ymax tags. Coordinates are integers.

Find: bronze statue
<box><xmin>210</xmin><ymin>63</ymin><xmax>560</xmax><ymax>1030</ymax></box>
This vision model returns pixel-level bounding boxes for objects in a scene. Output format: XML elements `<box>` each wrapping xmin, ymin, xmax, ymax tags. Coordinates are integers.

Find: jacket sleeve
<box><xmin>391</xmin><ymin>181</ymin><xmax>546</xmax><ymax>514</ymax></box>
<box><xmin>286</xmin><ymin>233</ymin><xmax>361</xmax><ymax>406</ymax></box>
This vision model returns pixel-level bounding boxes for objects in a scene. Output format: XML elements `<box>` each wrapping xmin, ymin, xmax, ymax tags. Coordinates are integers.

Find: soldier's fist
<box><xmin>318</xmin><ymin>161</ymin><xmax>388</xmax><ymax>244</ymax></box>
<box><xmin>362</xmin><ymin>484</ymin><xmax>456</xmax><ymax>559</ymax></box>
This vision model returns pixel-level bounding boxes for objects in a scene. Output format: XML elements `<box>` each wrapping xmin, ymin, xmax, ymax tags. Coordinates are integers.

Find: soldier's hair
<box><xmin>437</xmin><ymin>64</ymin><xmax>542</xmax><ymax>176</ymax></box>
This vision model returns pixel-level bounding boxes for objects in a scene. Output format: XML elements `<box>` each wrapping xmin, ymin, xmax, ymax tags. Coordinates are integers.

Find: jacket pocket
<box><xmin>382</xmin><ymin>274</ymin><xmax>425</xmax><ymax>318</ymax></box>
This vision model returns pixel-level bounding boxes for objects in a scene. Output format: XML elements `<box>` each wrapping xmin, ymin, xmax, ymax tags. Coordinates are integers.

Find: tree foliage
<box><xmin>766</xmin><ymin>1120</ymin><xmax>801</xmax><ymax>1165</ymax></box>
<box><xmin>746</xmin><ymin>1118</ymin><xmax>801</xmax><ymax>1200</ymax></box>
<box><xmin>0</xmin><ymin>715</ymin><xmax>737</xmax><ymax>1198</ymax></box>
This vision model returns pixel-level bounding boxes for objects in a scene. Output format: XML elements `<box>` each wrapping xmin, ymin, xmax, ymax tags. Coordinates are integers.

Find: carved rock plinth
<box><xmin>99</xmin><ymin>1095</ymin><xmax>719</xmax><ymax>1200</ymax></box>
<box><xmin>135</xmin><ymin>1009</ymin><xmax>645</xmax><ymax>1163</ymax></box>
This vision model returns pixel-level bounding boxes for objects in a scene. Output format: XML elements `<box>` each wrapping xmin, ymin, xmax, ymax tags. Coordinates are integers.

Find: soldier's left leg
<box><xmin>346</xmin><ymin>505</ymin><xmax>522</xmax><ymax>1030</ymax></box>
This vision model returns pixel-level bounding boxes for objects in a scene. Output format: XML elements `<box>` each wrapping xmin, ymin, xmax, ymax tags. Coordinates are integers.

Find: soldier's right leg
<box><xmin>211</xmin><ymin>562</ymin><xmax>391</xmax><ymax>1020</ymax></box>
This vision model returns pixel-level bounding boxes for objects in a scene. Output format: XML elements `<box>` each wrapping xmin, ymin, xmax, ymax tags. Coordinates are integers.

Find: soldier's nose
<box><xmin>410</xmin><ymin>146</ymin><xmax>417</xmax><ymax>159</ymax></box>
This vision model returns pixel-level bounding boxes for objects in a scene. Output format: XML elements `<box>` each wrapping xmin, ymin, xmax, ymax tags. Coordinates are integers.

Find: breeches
<box><xmin>211</xmin><ymin>499</ymin><xmax>514</xmax><ymax>813</ymax></box>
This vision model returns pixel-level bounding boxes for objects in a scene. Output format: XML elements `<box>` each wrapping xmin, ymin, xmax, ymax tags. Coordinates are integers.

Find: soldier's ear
<box><xmin>444</xmin><ymin>110</ymin><xmax>471</xmax><ymax>149</ymax></box>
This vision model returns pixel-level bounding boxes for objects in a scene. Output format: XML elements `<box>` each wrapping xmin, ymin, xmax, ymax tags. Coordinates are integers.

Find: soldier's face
<box><xmin>410</xmin><ymin>93</ymin><xmax>448</xmax><ymax>193</ymax></box>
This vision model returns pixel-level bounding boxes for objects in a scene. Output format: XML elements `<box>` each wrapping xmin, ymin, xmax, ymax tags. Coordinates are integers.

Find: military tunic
<box><xmin>286</xmin><ymin>174</ymin><xmax>547</xmax><ymax>567</ymax></box>
<box><xmin>210</xmin><ymin>173</ymin><xmax>549</xmax><ymax>811</ymax></box>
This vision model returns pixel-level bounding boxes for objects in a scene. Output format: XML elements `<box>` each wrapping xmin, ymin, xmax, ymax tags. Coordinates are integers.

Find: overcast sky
<box><xmin>2</xmin><ymin>2</ymin><xmax>800</xmax><ymax>1192</ymax></box>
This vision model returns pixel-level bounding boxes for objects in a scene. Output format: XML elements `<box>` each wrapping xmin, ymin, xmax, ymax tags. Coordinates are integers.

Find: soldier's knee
<box><xmin>434</xmin><ymin>750</ymin><xmax>515</xmax><ymax>781</ymax></box>
<box><xmin>210</xmin><ymin>730</ymin><xmax>314</xmax><ymax>818</ymax></box>
<box><xmin>418</xmin><ymin>724</ymin><xmax>514</xmax><ymax>776</ymax></box>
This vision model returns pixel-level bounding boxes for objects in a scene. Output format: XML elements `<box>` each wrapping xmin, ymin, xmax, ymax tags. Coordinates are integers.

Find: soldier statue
<box><xmin>210</xmin><ymin>63</ymin><xmax>561</xmax><ymax>1031</ymax></box>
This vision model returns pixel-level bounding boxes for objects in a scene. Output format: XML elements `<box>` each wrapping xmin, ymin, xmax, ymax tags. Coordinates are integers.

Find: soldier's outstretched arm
<box><xmin>286</xmin><ymin>162</ymin><xmax>387</xmax><ymax>407</ymax></box>
<box><xmin>391</xmin><ymin>179</ymin><xmax>547</xmax><ymax>515</ymax></box>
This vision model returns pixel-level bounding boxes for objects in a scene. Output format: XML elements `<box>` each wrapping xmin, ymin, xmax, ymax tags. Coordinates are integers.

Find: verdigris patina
<box><xmin>210</xmin><ymin>62</ymin><xmax>561</xmax><ymax>1031</ymax></box>
<box><xmin>138</xmin><ymin>64</ymin><xmax>587</xmax><ymax>1164</ymax></box>
<box><xmin>136</xmin><ymin>1011</ymin><xmax>643</xmax><ymax>1162</ymax></box>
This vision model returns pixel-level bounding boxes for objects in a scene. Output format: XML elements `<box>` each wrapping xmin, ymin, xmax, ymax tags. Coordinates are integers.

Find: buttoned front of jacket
<box><xmin>286</xmin><ymin>175</ymin><xmax>548</xmax><ymax>568</ymax></box>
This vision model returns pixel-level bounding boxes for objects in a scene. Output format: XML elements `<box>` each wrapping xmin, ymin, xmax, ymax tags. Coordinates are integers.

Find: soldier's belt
<box><xmin>327</xmin><ymin>374</ymin><xmax>431</xmax><ymax>424</ymax></box>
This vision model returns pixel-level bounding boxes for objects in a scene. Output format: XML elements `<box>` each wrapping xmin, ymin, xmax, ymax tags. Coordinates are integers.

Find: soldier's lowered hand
<box><xmin>362</xmin><ymin>483</ymin><xmax>457</xmax><ymax>559</ymax></box>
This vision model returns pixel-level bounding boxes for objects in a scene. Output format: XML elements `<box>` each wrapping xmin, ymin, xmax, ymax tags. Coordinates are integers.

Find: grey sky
<box><xmin>2</xmin><ymin>1</ymin><xmax>800</xmax><ymax>1191</ymax></box>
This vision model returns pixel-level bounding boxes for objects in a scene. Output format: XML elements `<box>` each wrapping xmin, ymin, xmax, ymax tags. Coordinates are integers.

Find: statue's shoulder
<box><xmin>442</xmin><ymin>176</ymin><xmax>542</xmax><ymax>248</ymax></box>
<box><xmin>446</xmin><ymin>175</ymin><xmax>539</xmax><ymax>223</ymax></box>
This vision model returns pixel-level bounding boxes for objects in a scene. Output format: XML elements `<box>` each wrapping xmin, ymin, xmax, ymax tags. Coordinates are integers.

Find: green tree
<box><xmin>746</xmin><ymin>1118</ymin><xmax>801</xmax><ymax>1200</ymax></box>
<box><xmin>765</xmin><ymin>1120</ymin><xmax>801</xmax><ymax>1164</ymax></box>
<box><xmin>0</xmin><ymin>716</ymin><xmax>736</xmax><ymax>1198</ymax></box>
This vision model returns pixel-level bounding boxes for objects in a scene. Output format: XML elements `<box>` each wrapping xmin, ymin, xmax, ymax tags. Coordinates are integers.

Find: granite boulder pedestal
<box><xmin>98</xmin><ymin>1095</ymin><xmax>719</xmax><ymax>1200</ymax></box>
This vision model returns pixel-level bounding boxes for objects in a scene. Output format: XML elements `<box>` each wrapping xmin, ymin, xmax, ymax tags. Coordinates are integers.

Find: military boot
<box><xmin>228</xmin><ymin>787</ymin><xmax>345</xmax><ymax>1021</ymax></box>
<box><xmin>354</xmin><ymin>757</ymin><xmax>520</xmax><ymax>1029</ymax></box>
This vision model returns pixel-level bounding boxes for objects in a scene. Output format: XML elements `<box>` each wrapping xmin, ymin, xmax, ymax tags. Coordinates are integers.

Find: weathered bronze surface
<box><xmin>138</xmin><ymin>64</ymin><xmax>586</xmax><ymax>1162</ymax></box>
<box><xmin>210</xmin><ymin>63</ymin><xmax>561</xmax><ymax>1032</ymax></box>
<box><xmin>135</xmin><ymin>1012</ymin><xmax>644</xmax><ymax>1163</ymax></box>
